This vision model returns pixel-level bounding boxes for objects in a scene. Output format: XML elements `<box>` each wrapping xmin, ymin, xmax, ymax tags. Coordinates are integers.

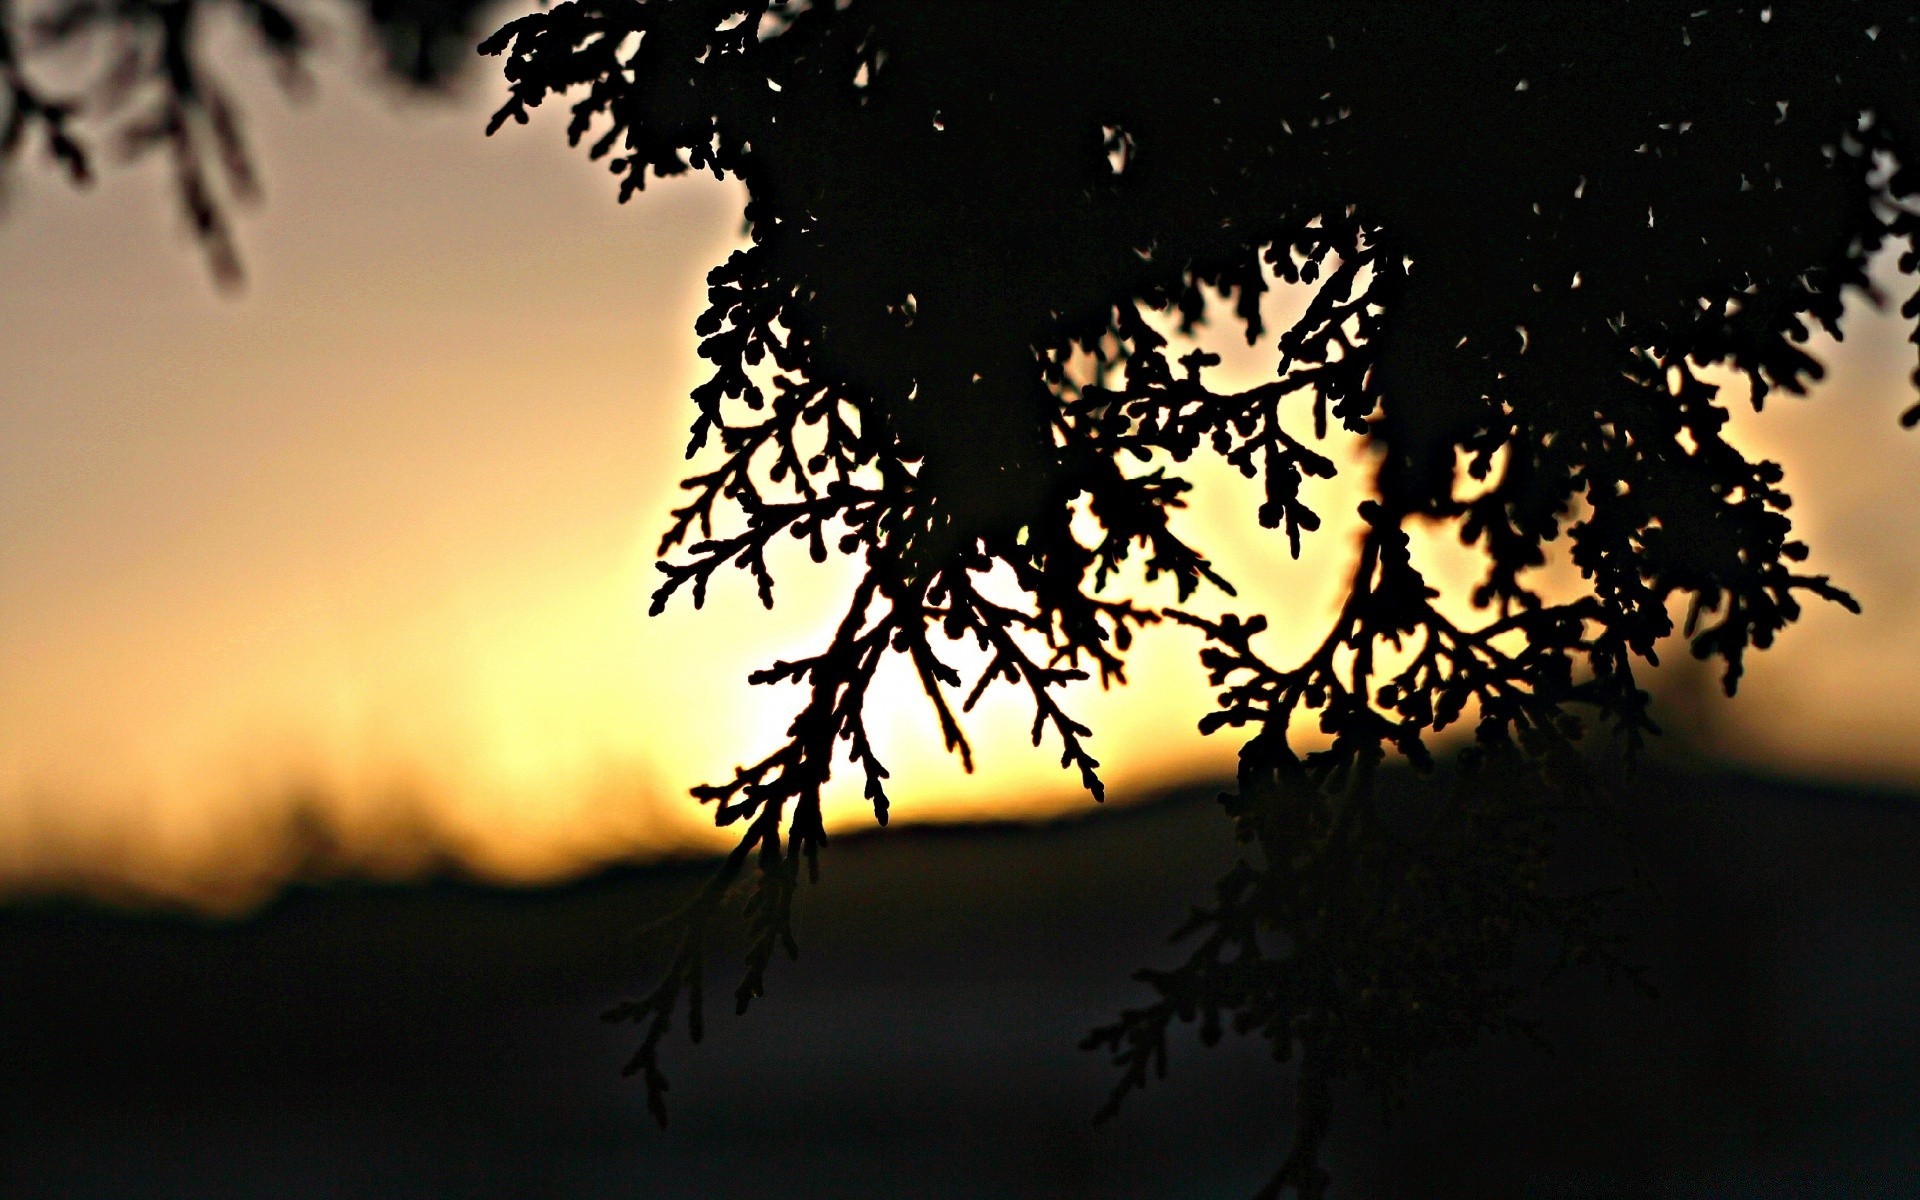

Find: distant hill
<box><xmin>3</xmin><ymin>767</ymin><xmax>1917</xmax><ymax>1198</ymax></box>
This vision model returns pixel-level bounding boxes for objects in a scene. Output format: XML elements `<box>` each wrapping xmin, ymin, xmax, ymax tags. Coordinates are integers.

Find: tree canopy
<box><xmin>481</xmin><ymin>4</ymin><xmax>1920</xmax><ymax>1194</ymax></box>
<box><xmin>13</xmin><ymin>2</ymin><xmax>1920</xmax><ymax>1196</ymax></box>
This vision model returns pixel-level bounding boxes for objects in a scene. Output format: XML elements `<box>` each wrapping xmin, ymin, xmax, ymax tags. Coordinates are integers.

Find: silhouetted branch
<box><xmin>4</xmin><ymin>0</ymin><xmax>499</xmax><ymax>280</ymax></box>
<box><xmin>489</xmin><ymin>4</ymin><xmax>1920</xmax><ymax>1193</ymax></box>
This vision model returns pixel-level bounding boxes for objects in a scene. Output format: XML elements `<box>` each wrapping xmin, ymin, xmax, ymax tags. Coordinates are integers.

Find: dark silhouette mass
<box><xmin>10</xmin><ymin>3</ymin><xmax>1920</xmax><ymax>1196</ymax></box>
<box><xmin>478</xmin><ymin>5</ymin><xmax>1920</xmax><ymax>1195</ymax></box>
<box><xmin>7</xmin><ymin>772</ymin><xmax>1920</xmax><ymax>1197</ymax></box>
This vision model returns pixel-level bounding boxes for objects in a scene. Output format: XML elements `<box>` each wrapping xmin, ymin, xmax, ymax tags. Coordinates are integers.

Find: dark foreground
<box><xmin>3</xmin><ymin>768</ymin><xmax>1918</xmax><ymax>1199</ymax></box>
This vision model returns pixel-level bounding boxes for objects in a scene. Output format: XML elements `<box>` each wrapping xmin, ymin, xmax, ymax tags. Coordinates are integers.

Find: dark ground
<box><xmin>2</xmin><ymin>766</ymin><xmax>1917</xmax><ymax>1198</ymax></box>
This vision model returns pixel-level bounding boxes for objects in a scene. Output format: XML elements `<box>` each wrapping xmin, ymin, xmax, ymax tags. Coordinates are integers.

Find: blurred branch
<box><xmin>3</xmin><ymin>0</ymin><xmax>500</xmax><ymax>283</ymax></box>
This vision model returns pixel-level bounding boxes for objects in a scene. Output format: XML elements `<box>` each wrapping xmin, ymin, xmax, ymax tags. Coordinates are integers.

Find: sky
<box><xmin>3</xmin><ymin>21</ymin><xmax>1919</xmax><ymax>909</ymax></box>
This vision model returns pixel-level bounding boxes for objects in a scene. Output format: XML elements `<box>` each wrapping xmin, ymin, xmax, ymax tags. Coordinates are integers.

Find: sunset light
<box><xmin>4</xmin><ymin>47</ymin><xmax>1918</xmax><ymax>911</ymax></box>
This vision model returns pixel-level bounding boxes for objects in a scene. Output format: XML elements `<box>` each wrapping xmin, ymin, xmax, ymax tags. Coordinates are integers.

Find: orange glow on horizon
<box><xmin>3</xmin><ymin>50</ymin><xmax>1919</xmax><ymax>911</ymax></box>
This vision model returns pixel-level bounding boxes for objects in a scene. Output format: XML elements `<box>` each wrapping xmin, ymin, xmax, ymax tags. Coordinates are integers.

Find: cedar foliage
<box><xmin>14</xmin><ymin>2</ymin><xmax>1920</xmax><ymax>1194</ymax></box>
<box><xmin>480</xmin><ymin>5</ymin><xmax>1920</xmax><ymax>1193</ymax></box>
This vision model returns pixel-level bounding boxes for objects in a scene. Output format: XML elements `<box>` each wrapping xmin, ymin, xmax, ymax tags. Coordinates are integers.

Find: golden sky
<box><xmin>3</xmin><ymin>41</ymin><xmax>1918</xmax><ymax>909</ymax></box>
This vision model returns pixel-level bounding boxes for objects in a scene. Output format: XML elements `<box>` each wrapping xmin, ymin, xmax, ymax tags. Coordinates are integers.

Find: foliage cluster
<box><xmin>13</xmin><ymin>1</ymin><xmax>1920</xmax><ymax>1194</ymax></box>
<box><xmin>481</xmin><ymin>4</ymin><xmax>1920</xmax><ymax>1193</ymax></box>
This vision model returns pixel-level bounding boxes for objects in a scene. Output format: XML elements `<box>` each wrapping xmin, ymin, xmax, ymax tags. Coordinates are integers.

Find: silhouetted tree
<box><xmin>480</xmin><ymin>4</ymin><xmax>1920</xmax><ymax>1195</ymax></box>
<box><xmin>15</xmin><ymin>3</ymin><xmax>1920</xmax><ymax>1195</ymax></box>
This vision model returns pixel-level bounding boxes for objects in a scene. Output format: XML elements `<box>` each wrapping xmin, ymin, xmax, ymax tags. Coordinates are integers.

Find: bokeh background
<box><xmin>5</xmin><ymin>12</ymin><xmax>1920</xmax><ymax>1198</ymax></box>
<box><xmin>3</xmin><ymin>17</ymin><xmax>1917</xmax><ymax>910</ymax></box>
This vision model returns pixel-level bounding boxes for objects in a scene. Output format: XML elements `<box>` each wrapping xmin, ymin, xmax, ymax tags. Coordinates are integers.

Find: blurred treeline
<box><xmin>3</xmin><ymin>763</ymin><xmax>1917</xmax><ymax>1197</ymax></box>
